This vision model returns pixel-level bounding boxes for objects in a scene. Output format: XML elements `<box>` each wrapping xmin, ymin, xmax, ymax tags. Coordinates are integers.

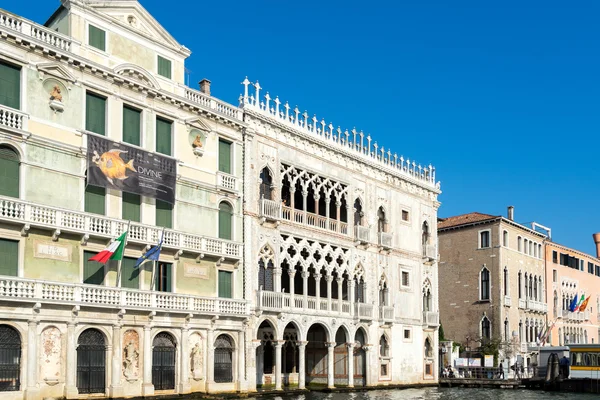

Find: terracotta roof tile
<box><xmin>438</xmin><ymin>212</ymin><xmax>499</xmax><ymax>230</ymax></box>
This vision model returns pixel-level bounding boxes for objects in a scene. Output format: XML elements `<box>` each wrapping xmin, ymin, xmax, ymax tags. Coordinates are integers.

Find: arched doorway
<box><xmin>152</xmin><ymin>332</ymin><xmax>176</xmax><ymax>390</ymax></box>
<box><xmin>256</xmin><ymin>320</ymin><xmax>275</xmax><ymax>386</ymax></box>
<box><xmin>214</xmin><ymin>335</ymin><xmax>234</xmax><ymax>383</ymax></box>
<box><xmin>353</xmin><ymin>328</ymin><xmax>367</xmax><ymax>386</ymax></box>
<box><xmin>0</xmin><ymin>325</ymin><xmax>21</xmax><ymax>392</ymax></box>
<box><xmin>282</xmin><ymin>322</ymin><xmax>300</xmax><ymax>386</ymax></box>
<box><xmin>77</xmin><ymin>328</ymin><xmax>105</xmax><ymax>394</ymax></box>
<box><xmin>334</xmin><ymin>327</ymin><xmax>348</xmax><ymax>385</ymax></box>
<box><xmin>305</xmin><ymin>324</ymin><xmax>328</xmax><ymax>385</ymax></box>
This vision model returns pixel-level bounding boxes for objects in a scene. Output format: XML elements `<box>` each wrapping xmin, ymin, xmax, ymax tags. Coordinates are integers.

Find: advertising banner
<box><xmin>87</xmin><ymin>134</ymin><xmax>176</xmax><ymax>204</ymax></box>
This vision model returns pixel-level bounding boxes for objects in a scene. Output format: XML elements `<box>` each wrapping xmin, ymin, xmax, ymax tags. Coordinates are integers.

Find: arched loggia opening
<box><xmin>152</xmin><ymin>332</ymin><xmax>176</xmax><ymax>390</ymax></box>
<box><xmin>282</xmin><ymin>322</ymin><xmax>300</xmax><ymax>387</ymax></box>
<box><xmin>334</xmin><ymin>327</ymin><xmax>349</xmax><ymax>385</ymax></box>
<box><xmin>305</xmin><ymin>324</ymin><xmax>329</xmax><ymax>386</ymax></box>
<box><xmin>76</xmin><ymin>328</ymin><xmax>106</xmax><ymax>394</ymax></box>
<box><xmin>259</xmin><ymin>167</ymin><xmax>273</xmax><ymax>200</ymax></box>
<box><xmin>256</xmin><ymin>320</ymin><xmax>276</xmax><ymax>386</ymax></box>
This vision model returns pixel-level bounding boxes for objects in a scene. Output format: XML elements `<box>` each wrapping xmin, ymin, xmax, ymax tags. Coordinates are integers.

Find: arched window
<box><xmin>553</xmin><ymin>291</ymin><xmax>558</xmax><ymax>316</ymax></box>
<box><xmin>259</xmin><ymin>167</ymin><xmax>273</xmax><ymax>200</ymax></box>
<box><xmin>480</xmin><ymin>268</ymin><xmax>490</xmax><ymax>301</ymax></box>
<box><xmin>533</xmin><ymin>277</ymin><xmax>538</xmax><ymax>301</ymax></box>
<box><xmin>424</xmin><ymin>338</ymin><xmax>433</xmax><ymax>358</ymax></box>
<box><xmin>504</xmin><ymin>318</ymin><xmax>509</xmax><ymax>341</ymax></box>
<box><xmin>377</xmin><ymin>206</ymin><xmax>386</xmax><ymax>233</ymax></box>
<box><xmin>354</xmin><ymin>276</ymin><xmax>365</xmax><ymax>303</ymax></box>
<box><xmin>518</xmin><ymin>236</ymin><xmax>522</xmax><ymax>252</ymax></box>
<box><xmin>519</xmin><ymin>320</ymin><xmax>523</xmax><ymax>343</ymax></box>
<box><xmin>77</xmin><ymin>328</ymin><xmax>106</xmax><ymax>394</ymax></box>
<box><xmin>379</xmin><ymin>335</ymin><xmax>389</xmax><ymax>357</ymax></box>
<box><xmin>503</xmin><ymin>267</ymin><xmax>509</xmax><ymax>296</ymax></box>
<box><xmin>518</xmin><ymin>272</ymin><xmax>522</xmax><ymax>299</ymax></box>
<box><xmin>503</xmin><ymin>230</ymin><xmax>509</xmax><ymax>247</ymax></box>
<box><xmin>218</xmin><ymin>202</ymin><xmax>233</xmax><ymax>240</ymax></box>
<box><xmin>0</xmin><ymin>325</ymin><xmax>21</xmax><ymax>391</ymax></box>
<box><xmin>214</xmin><ymin>335</ymin><xmax>234</xmax><ymax>383</ymax></box>
<box><xmin>152</xmin><ymin>332</ymin><xmax>176</xmax><ymax>390</ymax></box>
<box><xmin>258</xmin><ymin>259</ymin><xmax>274</xmax><ymax>292</ymax></box>
<box><xmin>379</xmin><ymin>276</ymin><xmax>388</xmax><ymax>306</ymax></box>
<box><xmin>524</xmin><ymin>239</ymin><xmax>529</xmax><ymax>255</ymax></box>
<box><xmin>422</xmin><ymin>221</ymin><xmax>430</xmax><ymax>247</ymax></box>
<box><xmin>481</xmin><ymin>316</ymin><xmax>491</xmax><ymax>340</ymax></box>
<box><xmin>0</xmin><ymin>145</ymin><xmax>20</xmax><ymax>198</ymax></box>
<box><xmin>528</xmin><ymin>275</ymin><xmax>533</xmax><ymax>299</ymax></box>
<box><xmin>423</xmin><ymin>282</ymin><xmax>432</xmax><ymax>312</ymax></box>
<box><xmin>524</xmin><ymin>273</ymin><xmax>529</xmax><ymax>299</ymax></box>
<box><xmin>353</xmin><ymin>198</ymin><xmax>363</xmax><ymax>226</ymax></box>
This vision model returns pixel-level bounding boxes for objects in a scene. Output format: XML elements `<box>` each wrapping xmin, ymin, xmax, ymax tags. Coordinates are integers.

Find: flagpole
<box><xmin>150</xmin><ymin>227</ymin><xmax>164</xmax><ymax>291</ymax></box>
<box><xmin>116</xmin><ymin>220</ymin><xmax>131</xmax><ymax>288</ymax></box>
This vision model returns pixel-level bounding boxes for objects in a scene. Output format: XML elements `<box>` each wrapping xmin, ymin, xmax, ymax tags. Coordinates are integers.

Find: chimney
<box><xmin>593</xmin><ymin>233</ymin><xmax>600</xmax><ymax>258</ymax></box>
<box><xmin>199</xmin><ymin>78</ymin><xmax>211</xmax><ymax>96</ymax></box>
<box><xmin>507</xmin><ymin>206</ymin><xmax>514</xmax><ymax>221</ymax></box>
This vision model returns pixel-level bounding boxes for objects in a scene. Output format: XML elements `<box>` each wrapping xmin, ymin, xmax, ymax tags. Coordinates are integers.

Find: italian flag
<box><xmin>89</xmin><ymin>231</ymin><xmax>128</xmax><ymax>264</ymax></box>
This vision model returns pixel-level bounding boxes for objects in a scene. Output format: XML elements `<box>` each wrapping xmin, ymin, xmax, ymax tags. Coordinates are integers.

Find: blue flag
<box><xmin>569</xmin><ymin>294</ymin><xmax>579</xmax><ymax>312</ymax></box>
<box><xmin>134</xmin><ymin>235</ymin><xmax>163</xmax><ymax>268</ymax></box>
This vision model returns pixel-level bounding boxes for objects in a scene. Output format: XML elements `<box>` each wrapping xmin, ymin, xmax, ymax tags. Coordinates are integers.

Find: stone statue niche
<box><xmin>189</xmin><ymin>332</ymin><xmax>203</xmax><ymax>380</ymax></box>
<box><xmin>41</xmin><ymin>326</ymin><xmax>61</xmax><ymax>385</ymax></box>
<box><xmin>123</xmin><ymin>330</ymin><xmax>140</xmax><ymax>380</ymax></box>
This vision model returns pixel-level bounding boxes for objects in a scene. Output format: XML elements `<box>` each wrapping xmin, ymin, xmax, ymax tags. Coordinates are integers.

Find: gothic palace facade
<box><xmin>0</xmin><ymin>1</ymin><xmax>441</xmax><ymax>398</ymax></box>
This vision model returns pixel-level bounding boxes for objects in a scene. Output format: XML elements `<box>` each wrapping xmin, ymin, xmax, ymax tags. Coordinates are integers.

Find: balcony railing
<box><xmin>281</xmin><ymin>206</ymin><xmax>348</xmax><ymax>235</ymax></box>
<box><xmin>0</xmin><ymin>104</ymin><xmax>28</xmax><ymax>131</ymax></box>
<box><xmin>379</xmin><ymin>305</ymin><xmax>395</xmax><ymax>322</ymax></box>
<box><xmin>0</xmin><ymin>276</ymin><xmax>248</xmax><ymax>316</ymax></box>
<box><xmin>260</xmin><ymin>198</ymin><xmax>281</xmax><ymax>221</ymax></box>
<box><xmin>0</xmin><ymin>10</ymin><xmax>75</xmax><ymax>52</ymax></box>
<box><xmin>423</xmin><ymin>311</ymin><xmax>439</xmax><ymax>326</ymax></box>
<box><xmin>354</xmin><ymin>302</ymin><xmax>374</xmax><ymax>319</ymax></box>
<box><xmin>503</xmin><ymin>295</ymin><xmax>512</xmax><ymax>307</ymax></box>
<box><xmin>525</xmin><ymin>299</ymin><xmax>548</xmax><ymax>314</ymax></box>
<box><xmin>520</xmin><ymin>343</ymin><xmax>529</xmax><ymax>353</ymax></box>
<box><xmin>423</xmin><ymin>244</ymin><xmax>437</xmax><ymax>260</ymax></box>
<box><xmin>216</xmin><ymin>171</ymin><xmax>237</xmax><ymax>192</ymax></box>
<box><xmin>378</xmin><ymin>231</ymin><xmax>393</xmax><ymax>249</ymax></box>
<box><xmin>0</xmin><ymin>195</ymin><xmax>242</xmax><ymax>260</ymax></box>
<box><xmin>355</xmin><ymin>225</ymin><xmax>370</xmax><ymax>243</ymax></box>
<box><xmin>184</xmin><ymin>88</ymin><xmax>243</xmax><ymax>120</ymax></box>
<box><xmin>518</xmin><ymin>298</ymin><xmax>526</xmax><ymax>309</ymax></box>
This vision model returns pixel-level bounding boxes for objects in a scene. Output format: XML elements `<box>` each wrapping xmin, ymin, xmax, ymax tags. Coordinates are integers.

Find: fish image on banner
<box><xmin>87</xmin><ymin>134</ymin><xmax>176</xmax><ymax>204</ymax></box>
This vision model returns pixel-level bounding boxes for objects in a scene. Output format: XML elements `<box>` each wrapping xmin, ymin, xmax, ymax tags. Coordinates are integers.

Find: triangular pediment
<box><xmin>114</xmin><ymin>63</ymin><xmax>160</xmax><ymax>89</ymax></box>
<box><xmin>185</xmin><ymin>117</ymin><xmax>212</xmax><ymax>132</ymax></box>
<box><xmin>36</xmin><ymin>62</ymin><xmax>77</xmax><ymax>83</ymax></box>
<box><xmin>82</xmin><ymin>0</ymin><xmax>190</xmax><ymax>57</ymax></box>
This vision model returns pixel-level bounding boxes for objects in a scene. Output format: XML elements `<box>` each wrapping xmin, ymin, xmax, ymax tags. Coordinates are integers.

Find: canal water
<box><xmin>261</xmin><ymin>387</ymin><xmax>595</xmax><ymax>399</ymax></box>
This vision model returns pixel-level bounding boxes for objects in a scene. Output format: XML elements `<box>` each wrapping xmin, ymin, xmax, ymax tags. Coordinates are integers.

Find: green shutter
<box><xmin>122</xmin><ymin>192</ymin><xmax>141</xmax><ymax>222</ymax></box>
<box><xmin>218</xmin><ymin>140</ymin><xmax>231</xmax><ymax>174</ymax></box>
<box><xmin>85</xmin><ymin>184</ymin><xmax>105</xmax><ymax>215</ymax></box>
<box><xmin>122</xmin><ymin>105</ymin><xmax>141</xmax><ymax>146</ymax></box>
<box><xmin>218</xmin><ymin>202</ymin><xmax>232</xmax><ymax>240</ymax></box>
<box><xmin>218</xmin><ymin>271</ymin><xmax>232</xmax><ymax>298</ymax></box>
<box><xmin>0</xmin><ymin>61</ymin><xmax>21</xmax><ymax>109</ymax></box>
<box><xmin>157</xmin><ymin>56</ymin><xmax>171</xmax><ymax>79</ymax></box>
<box><xmin>155</xmin><ymin>262</ymin><xmax>171</xmax><ymax>292</ymax></box>
<box><xmin>88</xmin><ymin>24</ymin><xmax>106</xmax><ymax>51</ymax></box>
<box><xmin>0</xmin><ymin>239</ymin><xmax>18</xmax><ymax>277</ymax></box>
<box><xmin>156</xmin><ymin>200</ymin><xmax>172</xmax><ymax>229</ymax></box>
<box><xmin>86</xmin><ymin>92</ymin><xmax>106</xmax><ymax>135</ymax></box>
<box><xmin>0</xmin><ymin>146</ymin><xmax>19</xmax><ymax>198</ymax></box>
<box><xmin>121</xmin><ymin>257</ymin><xmax>139</xmax><ymax>289</ymax></box>
<box><xmin>83</xmin><ymin>250</ymin><xmax>104</xmax><ymax>285</ymax></box>
<box><xmin>156</xmin><ymin>118</ymin><xmax>172</xmax><ymax>156</ymax></box>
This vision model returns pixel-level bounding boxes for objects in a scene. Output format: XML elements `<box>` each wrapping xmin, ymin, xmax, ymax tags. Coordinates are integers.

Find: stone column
<box><xmin>326</xmin><ymin>274</ymin><xmax>333</xmax><ymax>312</ymax></box>
<box><xmin>335</xmin><ymin>201</ymin><xmax>341</xmax><ymax>233</ymax></box>
<box><xmin>302</xmin><ymin>191</ymin><xmax>308</xmax><ymax>221</ymax></box>
<box><xmin>289</xmin><ymin>270</ymin><xmax>296</xmax><ymax>309</ymax></box>
<box><xmin>349</xmin><ymin>279</ymin><xmax>356</xmax><ymax>317</ymax></box>
<box><xmin>315</xmin><ymin>273</ymin><xmax>321</xmax><ymax>300</ymax></box>
<box><xmin>326</xmin><ymin>342</ymin><xmax>336</xmax><ymax>389</ymax></box>
<box><xmin>302</xmin><ymin>271</ymin><xmax>308</xmax><ymax>309</ymax></box>
<box><xmin>179</xmin><ymin>327</ymin><xmax>191</xmax><ymax>394</ymax></box>
<box><xmin>274</xmin><ymin>340</ymin><xmax>285</xmax><ymax>390</ymax></box>
<box><xmin>337</xmin><ymin>277</ymin><xmax>343</xmax><ymax>313</ymax></box>
<box><xmin>64</xmin><ymin>322</ymin><xmax>78</xmax><ymax>399</ymax></box>
<box><xmin>297</xmin><ymin>341</ymin><xmax>307</xmax><ymax>390</ymax></box>
<box><xmin>255</xmin><ymin>341</ymin><xmax>264</xmax><ymax>386</ymax></box>
<box><xmin>109</xmin><ymin>324</ymin><xmax>123</xmax><ymax>397</ymax></box>
<box><xmin>346</xmin><ymin>342</ymin><xmax>355</xmax><ymax>388</ymax></box>
<box><xmin>289</xmin><ymin>189</ymin><xmax>295</xmax><ymax>210</ymax></box>
<box><xmin>314</xmin><ymin>194</ymin><xmax>320</xmax><ymax>217</ymax></box>
<box><xmin>324</xmin><ymin>195</ymin><xmax>330</xmax><ymax>229</ymax></box>
<box><xmin>237</xmin><ymin>330</ymin><xmax>245</xmax><ymax>391</ymax></box>
<box><xmin>363</xmin><ymin>344</ymin><xmax>373</xmax><ymax>386</ymax></box>
<box><xmin>142</xmin><ymin>326</ymin><xmax>154</xmax><ymax>396</ymax></box>
<box><xmin>25</xmin><ymin>320</ymin><xmax>39</xmax><ymax>400</ymax></box>
<box><xmin>273</xmin><ymin>268</ymin><xmax>282</xmax><ymax>292</ymax></box>
<box><xmin>206</xmin><ymin>329</ymin><xmax>215</xmax><ymax>384</ymax></box>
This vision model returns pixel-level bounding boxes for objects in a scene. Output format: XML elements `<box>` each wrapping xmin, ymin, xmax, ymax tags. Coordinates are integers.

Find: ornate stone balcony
<box><xmin>0</xmin><ymin>195</ymin><xmax>242</xmax><ymax>261</ymax></box>
<box><xmin>423</xmin><ymin>244</ymin><xmax>437</xmax><ymax>262</ymax></box>
<box><xmin>378</xmin><ymin>232</ymin><xmax>393</xmax><ymax>249</ymax></box>
<box><xmin>379</xmin><ymin>305</ymin><xmax>395</xmax><ymax>322</ymax></box>
<box><xmin>260</xmin><ymin>198</ymin><xmax>281</xmax><ymax>222</ymax></box>
<box><xmin>0</xmin><ymin>104</ymin><xmax>28</xmax><ymax>132</ymax></box>
<box><xmin>0</xmin><ymin>10</ymin><xmax>75</xmax><ymax>52</ymax></box>
<box><xmin>503</xmin><ymin>295</ymin><xmax>512</xmax><ymax>307</ymax></box>
<box><xmin>216</xmin><ymin>171</ymin><xmax>238</xmax><ymax>193</ymax></box>
<box><xmin>525</xmin><ymin>299</ymin><xmax>548</xmax><ymax>314</ymax></box>
<box><xmin>354</xmin><ymin>225</ymin><xmax>370</xmax><ymax>244</ymax></box>
<box><xmin>423</xmin><ymin>311</ymin><xmax>439</xmax><ymax>327</ymax></box>
<box><xmin>281</xmin><ymin>206</ymin><xmax>349</xmax><ymax>235</ymax></box>
<box><xmin>0</xmin><ymin>276</ymin><xmax>248</xmax><ymax>316</ymax></box>
<box><xmin>518</xmin><ymin>298</ymin><xmax>527</xmax><ymax>309</ymax></box>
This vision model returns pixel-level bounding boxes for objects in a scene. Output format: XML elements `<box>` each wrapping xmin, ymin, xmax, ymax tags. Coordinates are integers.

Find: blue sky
<box><xmin>12</xmin><ymin>1</ymin><xmax>600</xmax><ymax>255</ymax></box>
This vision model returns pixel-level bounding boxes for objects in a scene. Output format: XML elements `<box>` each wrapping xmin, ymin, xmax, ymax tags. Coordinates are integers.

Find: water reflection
<box><xmin>264</xmin><ymin>387</ymin><xmax>595</xmax><ymax>400</ymax></box>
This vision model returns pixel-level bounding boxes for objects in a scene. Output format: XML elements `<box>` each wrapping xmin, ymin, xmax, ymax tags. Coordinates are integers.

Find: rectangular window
<box><xmin>218</xmin><ymin>270</ymin><xmax>232</xmax><ymax>298</ymax></box>
<box><xmin>156</xmin><ymin>117</ymin><xmax>172</xmax><ymax>156</ymax></box>
<box><xmin>122</xmin><ymin>192</ymin><xmax>141</xmax><ymax>222</ymax></box>
<box><xmin>157</xmin><ymin>55</ymin><xmax>171</xmax><ymax>79</ymax></box>
<box><xmin>83</xmin><ymin>250</ymin><xmax>104</xmax><ymax>285</ymax></box>
<box><xmin>589</xmin><ymin>262</ymin><xmax>594</xmax><ymax>274</ymax></box>
<box><xmin>0</xmin><ymin>61</ymin><xmax>21</xmax><ymax>109</ymax></box>
<box><xmin>155</xmin><ymin>262</ymin><xmax>172</xmax><ymax>292</ymax></box>
<box><xmin>122</xmin><ymin>105</ymin><xmax>141</xmax><ymax>146</ymax></box>
<box><xmin>85</xmin><ymin>92</ymin><xmax>106</xmax><ymax>135</ymax></box>
<box><xmin>121</xmin><ymin>257</ymin><xmax>139</xmax><ymax>289</ymax></box>
<box><xmin>503</xmin><ymin>230</ymin><xmax>508</xmax><ymax>247</ymax></box>
<box><xmin>596</xmin><ymin>265</ymin><xmax>600</xmax><ymax>277</ymax></box>
<box><xmin>0</xmin><ymin>238</ymin><xmax>18</xmax><ymax>277</ymax></box>
<box><xmin>88</xmin><ymin>24</ymin><xmax>106</xmax><ymax>51</ymax></box>
<box><xmin>552</xmin><ymin>251</ymin><xmax>558</xmax><ymax>264</ymax></box>
<box><xmin>559</xmin><ymin>253</ymin><xmax>568</xmax><ymax>266</ymax></box>
<box><xmin>401</xmin><ymin>271</ymin><xmax>410</xmax><ymax>287</ymax></box>
<box><xmin>553</xmin><ymin>269</ymin><xmax>557</xmax><ymax>282</ymax></box>
<box><xmin>155</xmin><ymin>199</ymin><xmax>173</xmax><ymax>229</ymax></box>
<box><xmin>402</xmin><ymin>210</ymin><xmax>409</xmax><ymax>222</ymax></box>
<box><xmin>218</xmin><ymin>139</ymin><xmax>232</xmax><ymax>174</ymax></box>
<box><xmin>84</xmin><ymin>184</ymin><xmax>105</xmax><ymax>215</ymax></box>
<box><xmin>381</xmin><ymin>364</ymin><xmax>389</xmax><ymax>377</ymax></box>
<box><xmin>480</xmin><ymin>231</ymin><xmax>490</xmax><ymax>248</ymax></box>
<box><xmin>404</xmin><ymin>329</ymin><xmax>411</xmax><ymax>340</ymax></box>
